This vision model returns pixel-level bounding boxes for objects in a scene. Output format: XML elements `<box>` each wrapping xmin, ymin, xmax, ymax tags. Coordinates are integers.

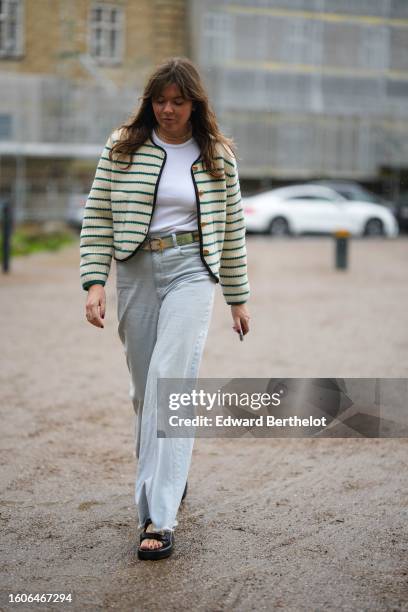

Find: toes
<box><xmin>140</xmin><ymin>538</ymin><xmax>163</xmax><ymax>550</ymax></box>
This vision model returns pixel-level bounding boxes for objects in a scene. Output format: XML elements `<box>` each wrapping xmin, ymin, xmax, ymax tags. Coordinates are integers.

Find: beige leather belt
<box><xmin>141</xmin><ymin>230</ymin><xmax>200</xmax><ymax>252</ymax></box>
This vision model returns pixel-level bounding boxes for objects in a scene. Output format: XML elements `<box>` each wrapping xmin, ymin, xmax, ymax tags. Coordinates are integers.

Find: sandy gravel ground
<box><xmin>1</xmin><ymin>235</ymin><xmax>407</xmax><ymax>612</ymax></box>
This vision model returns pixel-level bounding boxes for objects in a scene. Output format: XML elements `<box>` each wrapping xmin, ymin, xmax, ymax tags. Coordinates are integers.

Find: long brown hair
<box><xmin>108</xmin><ymin>56</ymin><xmax>237</xmax><ymax>177</ymax></box>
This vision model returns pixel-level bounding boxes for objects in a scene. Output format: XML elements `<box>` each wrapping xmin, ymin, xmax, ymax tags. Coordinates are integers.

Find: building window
<box><xmin>89</xmin><ymin>3</ymin><xmax>124</xmax><ymax>65</ymax></box>
<box><xmin>0</xmin><ymin>0</ymin><xmax>24</xmax><ymax>58</ymax></box>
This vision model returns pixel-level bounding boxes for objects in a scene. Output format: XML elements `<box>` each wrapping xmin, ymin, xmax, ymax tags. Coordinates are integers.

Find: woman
<box><xmin>80</xmin><ymin>57</ymin><xmax>250</xmax><ymax>560</ymax></box>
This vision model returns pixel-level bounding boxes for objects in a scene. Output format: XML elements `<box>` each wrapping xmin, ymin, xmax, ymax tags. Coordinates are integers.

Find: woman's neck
<box><xmin>155</xmin><ymin>124</ymin><xmax>193</xmax><ymax>145</ymax></box>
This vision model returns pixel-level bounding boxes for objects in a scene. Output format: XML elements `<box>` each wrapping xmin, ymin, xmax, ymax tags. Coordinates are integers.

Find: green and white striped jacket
<box><xmin>79</xmin><ymin>129</ymin><xmax>250</xmax><ymax>305</ymax></box>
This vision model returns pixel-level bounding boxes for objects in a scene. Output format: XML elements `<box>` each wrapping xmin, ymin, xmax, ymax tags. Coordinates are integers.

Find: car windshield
<box><xmin>335</xmin><ymin>188</ymin><xmax>383</xmax><ymax>203</ymax></box>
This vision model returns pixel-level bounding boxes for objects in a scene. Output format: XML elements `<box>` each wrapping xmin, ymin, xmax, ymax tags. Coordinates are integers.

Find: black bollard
<box><xmin>2</xmin><ymin>200</ymin><xmax>12</xmax><ymax>273</ymax></box>
<box><xmin>334</xmin><ymin>229</ymin><xmax>350</xmax><ymax>270</ymax></box>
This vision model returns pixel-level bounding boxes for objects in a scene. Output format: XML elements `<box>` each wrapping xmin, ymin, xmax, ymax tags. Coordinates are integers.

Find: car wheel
<box><xmin>268</xmin><ymin>216</ymin><xmax>290</xmax><ymax>237</ymax></box>
<box><xmin>364</xmin><ymin>218</ymin><xmax>384</xmax><ymax>237</ymax></box>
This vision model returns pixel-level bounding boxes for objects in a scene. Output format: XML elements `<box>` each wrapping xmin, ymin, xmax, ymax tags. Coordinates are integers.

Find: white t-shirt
<box><xmin>148</xmin><ymin>128</ymin><xmax>201</xmax><ymax>235</ymax></box>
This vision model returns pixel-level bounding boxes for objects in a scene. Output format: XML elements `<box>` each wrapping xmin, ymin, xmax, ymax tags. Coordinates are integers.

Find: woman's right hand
<box><xmin>85</xmin><ymin>284</ymin><xmax>106</xmax><ymax>328</ymax></box>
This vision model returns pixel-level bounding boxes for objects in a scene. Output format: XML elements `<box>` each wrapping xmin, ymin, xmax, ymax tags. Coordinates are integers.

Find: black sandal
<box><xmin>138</xmin><ymin>518</ymin><xmax>174</xmax><ymax>561</ymax></box>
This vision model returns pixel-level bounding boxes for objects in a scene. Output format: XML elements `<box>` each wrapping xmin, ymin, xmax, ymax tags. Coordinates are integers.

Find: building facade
<box><xmin>0</xmin><ymin>0</ymin><xmax>188</xmax><ymax>220</ymax></box>
<box><xmin>1</xmin><ymin>0</ymin><xmax>407</xmax><ymax>221</ymax></box>
<box><xmin>190</xmin><ymin>0</ymin><xmax>408</xmax><ymax>197</ymax></box>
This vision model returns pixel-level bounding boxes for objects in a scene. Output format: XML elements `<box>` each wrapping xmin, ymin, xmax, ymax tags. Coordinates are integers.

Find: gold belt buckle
<box><xmin>149</xmin><ymin>237</ymin><xmax>164</xmax><ymax>252</ymax></box>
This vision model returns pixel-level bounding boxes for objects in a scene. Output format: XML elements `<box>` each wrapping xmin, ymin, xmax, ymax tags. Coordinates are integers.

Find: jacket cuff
<box><xmin>83</xmin><ymin>280</ymin><xmax>106</xmax><ymax>291</ymax></box>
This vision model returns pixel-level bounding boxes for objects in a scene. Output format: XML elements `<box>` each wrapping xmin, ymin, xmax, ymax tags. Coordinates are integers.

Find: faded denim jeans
<box><xmin>115</xmin><ymin>232</ymin><xmax>216</xmax><ymax>531</ymax></box>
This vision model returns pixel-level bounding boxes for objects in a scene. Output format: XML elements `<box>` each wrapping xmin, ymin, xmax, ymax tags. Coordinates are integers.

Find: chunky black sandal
<box><xmin>181</xmin><ymin>480</ymin><xmax>188</xmax><ymax>502</ymax></box>
<box><xmin>138</xmin><ymin>518</ymin><xmax>174</xmax><ymax>561</ymax></box>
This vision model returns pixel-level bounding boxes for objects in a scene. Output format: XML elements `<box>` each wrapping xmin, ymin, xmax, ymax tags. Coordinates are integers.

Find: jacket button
<box><xmin>198</xmin><ymin>190</ymin><xmax>204</xmax><ymax>196</ymax></box>
<box><xmin>192</xmin><ymin>165</ymin><xmax>198</xmax><ymax>171</ymax></box>
<box><xmin>203</xmin><ymin>249</ymin><xmax>209</xmax><ymax>255</ymax></box>
<box><xmin>201</xmin><ymin>221</ymin><xmax>207</xmax><ymax>227</ymax></box>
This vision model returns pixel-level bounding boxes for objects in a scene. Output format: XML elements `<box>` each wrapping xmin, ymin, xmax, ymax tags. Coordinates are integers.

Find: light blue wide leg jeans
<box><xmin>115</xmin><ymin>233</ymin><xmax>216</xmax><ymax>532</ymax></box>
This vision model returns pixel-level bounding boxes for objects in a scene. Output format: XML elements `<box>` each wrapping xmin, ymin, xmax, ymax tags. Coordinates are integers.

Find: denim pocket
<box><xmin>176</xmin><ymin>241</ymin><xmax>201</xmax><ymax>257</ymax></box>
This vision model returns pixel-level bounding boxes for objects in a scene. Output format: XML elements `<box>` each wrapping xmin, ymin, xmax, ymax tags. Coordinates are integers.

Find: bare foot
<box><xmin>139</xmin><ymin>523</ymin><xmax>165</xmax><ymax>550</ymax></box>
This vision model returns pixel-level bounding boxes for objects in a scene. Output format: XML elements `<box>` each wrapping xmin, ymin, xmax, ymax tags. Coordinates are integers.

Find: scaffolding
<box><xmin>190</xmin><ymin>0</ymin><xmax>408</xmax><ymax>183</ymax></box>
<box><xmin>0</xmin><ymin>73</ymin><xmax>139</xmax><ymax>221</ymax></box>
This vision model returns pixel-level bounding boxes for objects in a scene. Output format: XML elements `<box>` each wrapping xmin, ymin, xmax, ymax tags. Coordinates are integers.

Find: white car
<box><xmin>243</xmin><ymin>184</ymin><xmax>399</xmax><ymax>237</ymax></box>
<box><xmin>65</xmin><ymin>193</ymin><xmax>88</xmax><ymax>229</ymax></box>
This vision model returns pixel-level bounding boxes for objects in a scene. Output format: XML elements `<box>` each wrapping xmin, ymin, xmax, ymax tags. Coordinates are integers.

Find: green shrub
<box><xmin>0</xmin><ymin>225</ymin><xmax>76</xmax><ymax>259</ymax></box>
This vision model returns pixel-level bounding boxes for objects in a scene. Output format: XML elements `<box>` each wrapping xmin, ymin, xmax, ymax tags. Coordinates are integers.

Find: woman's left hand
<box><xmin>231</xmin><ymin>303</ymin><xmax>251</xmax><ymax>337</ymax></box>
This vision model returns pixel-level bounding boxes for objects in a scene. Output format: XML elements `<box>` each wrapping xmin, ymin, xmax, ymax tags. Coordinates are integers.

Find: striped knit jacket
<box><xmin>79</xmin><ymin>128</ymin><xmax>250</xmax><ymax>305</ymax></box>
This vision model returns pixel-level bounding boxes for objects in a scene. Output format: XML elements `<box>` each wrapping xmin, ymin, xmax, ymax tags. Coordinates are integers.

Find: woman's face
<box><xmin>152</xmin><ymin>83</ymin><xmax>193</xmax><ymax>135</ymax></box>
